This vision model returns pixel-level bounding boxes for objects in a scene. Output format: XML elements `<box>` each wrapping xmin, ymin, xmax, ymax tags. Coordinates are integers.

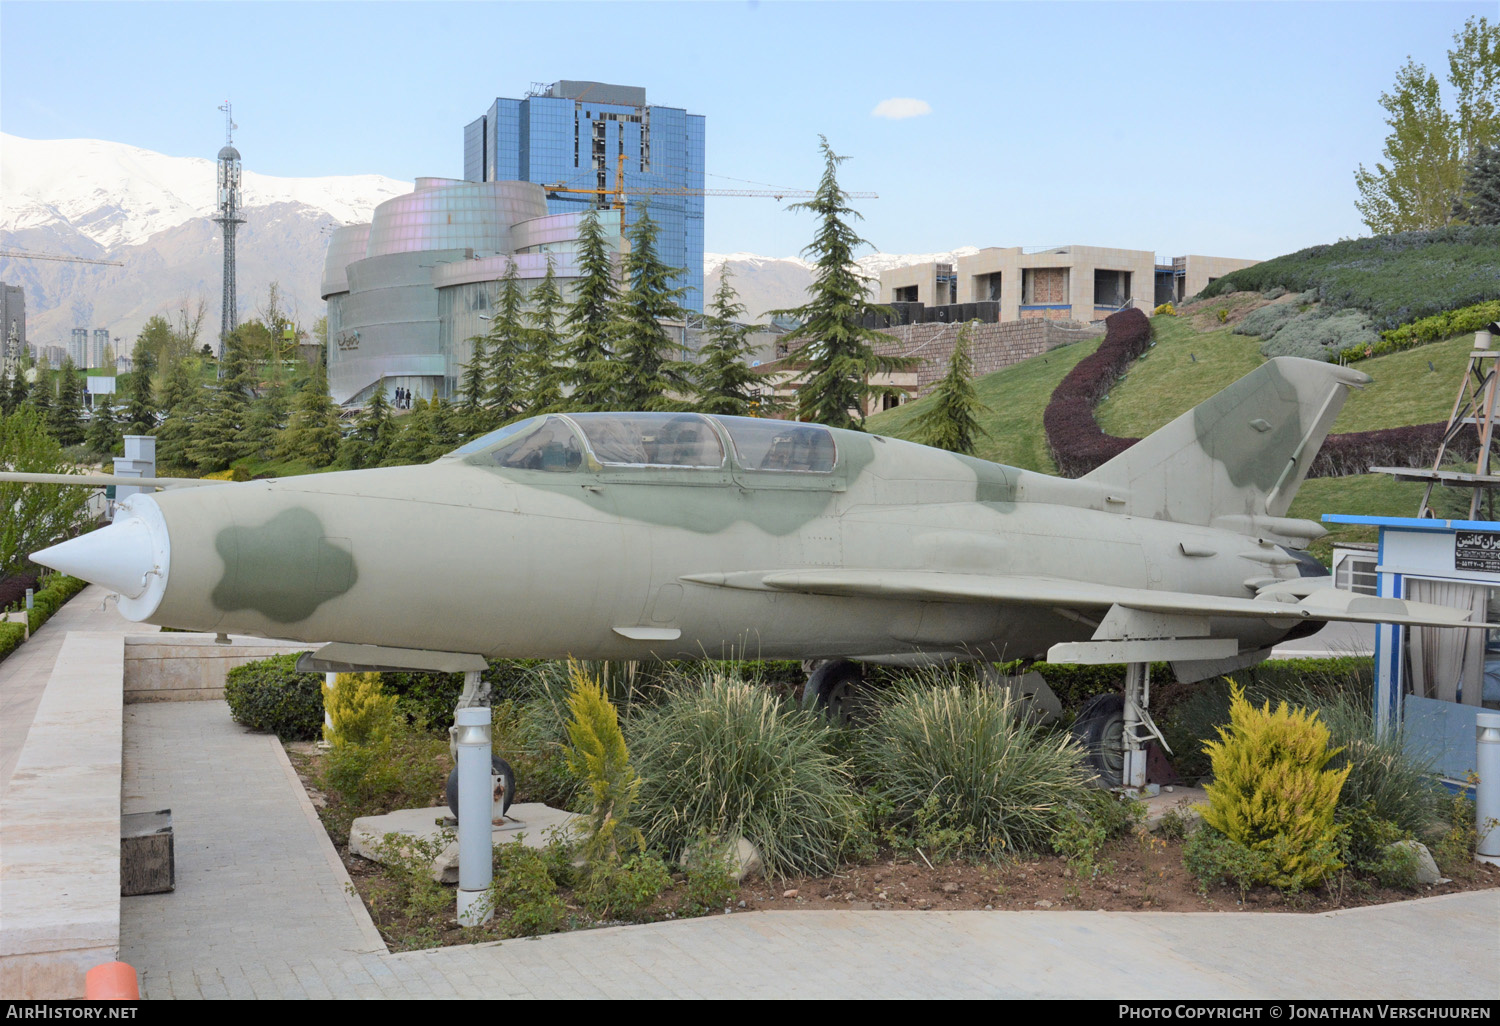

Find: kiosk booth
<box><xmin>1324</xmin><ymin>513</ymin><xmax>1500</xmax><ymax>784</ymax></box>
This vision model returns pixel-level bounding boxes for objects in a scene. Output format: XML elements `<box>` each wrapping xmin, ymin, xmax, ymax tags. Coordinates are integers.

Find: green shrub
<box><xmin>1200</xmin><ymin>685</ymin><xmax>1349</xmax><ymax>890</ymax></box>
<box><xmin>0</xmin><ymin>621</ymin><xmax>24</xmax><ymax>662</ymax></box>
<box><xmin>322</xmin><ymin>671</ymin><xmax>398</xmax><ymax>747</ymax></box>
<box><xmin>1195</xmin><ymin>226</ymin><xmax>1500</xmax><ymax>329</ymax></box>
<box><xmin>1232</xmin><ymin>299</ymin><xmax>1300</xmax><ymax>338</ymax></box>
<box><xmin>1258</xmin><ymin>307</ymin><xmax>1380</xmax><ymax>362</ymax></box>
<box><xmin>1313</xmin><ymin>688</ymin><xmax>1442</xmax><ymax>842</ymax></box>
<box><xmin>488</xmin><ymin>843</ymin><xmax>568</xmax><ymax>937</ymax></box>
<box><xmin>369</xmin><ymin>830</ymin><xmax>452</xmax><ymax>946</ymax></box>
<box><xmin>857</xmin><ymin>676</ymin><xmax>1095</xmax><ymax>859</ymax></box>
<box><xmin>318</xmin><ymin>722</ymin><xmax>450</xmax><ymax>839</ymax></box>
<box><xmin>631</xmin><ymin>671</ymin><xmax>863</xmax><ymax>877</ymax></box>
<box><xmin>1362</xmin><ymin>299</ymin><xmax>1500</xmax><ymax>360</ymax></box>
<box><xmin>25</xmin><ymin>574</ymin><xmax>88</xmax><ymax>633</ymax></box>
<box><xmin>584</xmin><ymin>852</ymin><xmax>673</xmax><ymax>921</ymax></box>
<box><xmin>1432</xmin><ymin>788</ymin><xmax>1480</xmax><ymax>875</ymax></box>
<box><xmin>681</xmin><ymin>835</ymin><xmax>739</xmax><ymax>912</ymax></box>
<box><xmin>224</xmin><ymin>652</ymin><xmax>322</xmax><ymax>740</ymax></box>
<box><xmin>1183</xmin><ymin>824</ymin><xmax>1272</xmax><ymax>899</ymax></box>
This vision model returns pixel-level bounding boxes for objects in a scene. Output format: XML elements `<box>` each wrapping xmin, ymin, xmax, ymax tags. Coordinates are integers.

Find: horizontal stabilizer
<box><xmin>685</xmin><ymin>569</ymin><xmax>1490</xmax><ymax>631</ymax></box>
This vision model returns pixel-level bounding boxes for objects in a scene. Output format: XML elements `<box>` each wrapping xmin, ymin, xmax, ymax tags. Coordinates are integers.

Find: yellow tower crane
<box><xmin>544</xmin><ymin>153</ymin><xmax>877</xmax><ymax>210</ymax></box>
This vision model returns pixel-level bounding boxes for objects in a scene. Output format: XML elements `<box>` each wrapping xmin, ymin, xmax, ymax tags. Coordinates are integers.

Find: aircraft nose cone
<box><xmin>33</xmin><ymin>506</ymin><xmax>164</xmax><ymax>600</ymax></box>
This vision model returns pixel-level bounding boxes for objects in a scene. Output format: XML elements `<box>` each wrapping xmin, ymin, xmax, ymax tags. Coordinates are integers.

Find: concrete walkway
<box><xmin>0</xmin><ymin>584</ymin><xmax>155</xmax><ymax>797</ymax></box>
<box><xmin>117</xmin><ymin>699</ymin><xmax>1500</xmax><ymax>1000</ymax></box>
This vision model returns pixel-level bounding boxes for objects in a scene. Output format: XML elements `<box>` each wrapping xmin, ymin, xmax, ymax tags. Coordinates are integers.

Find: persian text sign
<box><xmin>1454</xmin><ymin>530</ymin><xmax>1500</xmax><ymax>572</ymax></box>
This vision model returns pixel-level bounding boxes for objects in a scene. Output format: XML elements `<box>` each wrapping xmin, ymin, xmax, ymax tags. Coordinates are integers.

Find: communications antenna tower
<box><xmin>213</xmin><ymin>101</ymin><xmax>245</xmax><ymax>351</ymax></box>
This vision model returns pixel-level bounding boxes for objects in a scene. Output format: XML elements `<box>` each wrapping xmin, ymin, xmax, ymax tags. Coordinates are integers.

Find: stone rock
<box><xmin>941</xmin><ymin>882</ymin><xmax>959</xmax><ymax>894</ymax></box>
<box><xmin>677</xmin><ymin>835</ymin><xmax>763</xmax><ymax>884</ymax></box>
<box><xmin>1387</xmin><ymin>840</ymin><xmax>1443</xmax><ymax>886</ymax></box>
<box><xmin>346</xmin><ymin>803</ymin><xmax>580</xmax><ymax>885</ymax></box>
<box><xmin>782</xmin><ymin>888</ymin><xmax>798</xmax><ymax>899</ymax></box>
<box><xmin>1034</xmin><ymin>899</ymin><xmax>1053</xmax><ymax>909</ymax></box>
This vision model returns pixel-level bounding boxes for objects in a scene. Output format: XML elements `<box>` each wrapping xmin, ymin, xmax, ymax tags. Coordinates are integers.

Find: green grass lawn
<box><xmin>1094</xmin><ymin>315</ymin><xmax>1263</xmax><ymax>438</ymax></box>
<box><xmin>866</xmin><ymin>335</ymin><xmax>1101</xmax><ymax>474</ymax></box>
<box><xmin>1331</xmin><ymin>333</ymin><xmax>1477</xmax><ymax>432</ymax></box>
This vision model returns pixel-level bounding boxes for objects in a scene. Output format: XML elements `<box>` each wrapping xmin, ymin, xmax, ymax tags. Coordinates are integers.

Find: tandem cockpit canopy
<box><xmin>450</xmin><ymin>413</ymin><xmax>838</xmax><ymax>475</ymax></box>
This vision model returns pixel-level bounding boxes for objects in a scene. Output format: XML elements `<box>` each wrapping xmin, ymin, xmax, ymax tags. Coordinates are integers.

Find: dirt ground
<box><xmin>285</xmin><ymin>743</ymin><xmax>1500</xmax><ymax>950</ymax></box>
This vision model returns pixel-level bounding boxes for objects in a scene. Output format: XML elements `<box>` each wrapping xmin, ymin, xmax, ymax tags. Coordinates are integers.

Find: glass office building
<box><xmin>464</xmin><ymin>80</ymin><xmax>705</xmax><ymax>314</ymax></box>
<box><xmin>322</xmin><ymin>177</ymin><xmax>623</xmax><ymax>406</ymax></box>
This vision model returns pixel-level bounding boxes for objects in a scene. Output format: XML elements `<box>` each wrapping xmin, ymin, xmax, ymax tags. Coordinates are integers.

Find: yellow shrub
<box><xmin>322</xmin><ymin>671</ymin><xmax>398</xmax><ymax>747</ymax></box>
<box><xmin>1153</xmin><ymin>302</ymin><xmax>1177</xmax><ymax>317</ymax></box>
<box><xmin>563</xmin><ymin>663</ymin><xmax>642</xmax><ymax>866</ymax></box>
<box><xmin>1200</xmin><ymin>684</ymin><xmax>1350</xmax><ymax>890</ymax></box>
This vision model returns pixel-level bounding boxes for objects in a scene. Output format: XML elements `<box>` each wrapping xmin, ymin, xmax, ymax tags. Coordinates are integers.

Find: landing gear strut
<box><xmin>802</xmin><ymin>659</ymin><xmax>870</xmax><ymax>724</ymax></box>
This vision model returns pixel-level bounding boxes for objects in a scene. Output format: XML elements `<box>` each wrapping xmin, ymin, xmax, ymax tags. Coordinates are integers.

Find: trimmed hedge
<box><xmin>1043</xmin><ymin>307</ymin><xmax>1154</xmax><ymax>477</ymax></box>
<box><xmin>26</xmin><ymin>574</ymin><xmax>89</xmax><ymax>633</ymax></box>
<box><xmin>1348</xmin><ymin>299</ymin><xmax>1500</xmax><ymax>362</ymax></box>
<box><xmin>0</xmin><ymin>621</ymin><xmax>25</xmax><ymax>662</ymax></box>
<box><xmin>224</xmin><ymin>652</ymin><xmax>323</xmax><ymax>741</ymax></box>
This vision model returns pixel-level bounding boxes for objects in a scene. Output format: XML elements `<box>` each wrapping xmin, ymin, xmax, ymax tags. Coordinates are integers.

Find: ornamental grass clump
<box><xmin>630</xmin><ymin>671</ymin><xmax>862</xmax><ymax>877</ymax></box>
<box><xmin>1199</xmin><ymin>684</ymin><xmax>1350</xmax><ymax>890</ymax></box>
<box><xmin>857</xmin><ymin>676</ymin><xmax>1096</xmax><ymax>859</ymax></box>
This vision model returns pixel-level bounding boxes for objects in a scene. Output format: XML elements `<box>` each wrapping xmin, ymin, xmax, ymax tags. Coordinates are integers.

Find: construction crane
<box><xmin>545</xmin><ymin>153</ymin><xmax>877</xmax><ymax>211</ymax></box>
<box><xmin>0</xmin><ymin>250</ymin><xmax>124</xmax><ymax>267</ymax></box>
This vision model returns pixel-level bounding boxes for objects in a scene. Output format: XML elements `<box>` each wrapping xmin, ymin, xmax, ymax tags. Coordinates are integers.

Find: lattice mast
<box><xmin>1374</xmin><ymin>325</ymin><xmax>1500</xmax><ymax>520</ymax></box>
<box><xmin>213</xmin><ymin>102</ymin><xmax>245</xmax><ymax>351</ymax></box>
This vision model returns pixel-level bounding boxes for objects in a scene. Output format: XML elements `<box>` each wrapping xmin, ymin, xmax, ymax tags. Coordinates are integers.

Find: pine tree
<box><xmin>483</xmin><ymin>259</ymin><xmax>530</xmax><ymax>422</ymax></box>
<box><xmin>25</xmin><ymin>370</ymin><xmax>54</xmax><ymax>423</ymax></box>
<box><xmin>123</xmin><ymin>362</ymin><xmax>157</xmax><ymax>436</ymax></box>
<box><xmin>614</xmin><ymin>208</ymin><xmax>693</xmax><ymax>411</ymax></box>
<box><xmin>560</xmin><ymin>210</ymin><xmax>624</xmax><ymax>411</ymax></box>
<box><xmin>696</xmin><ymin>267</ymin><xmax>765</xmax><ymax>417</ymax></box>
<box><xmin>388</xmin><ymin>396</ymin><xmax>433</xmax><ymax>466</ymax></box>
<box><xmin>49</xmin><ymin>359</ymin><xmax>86</xmax><ymax>448</ymax></box>
<box><xmin>189</xmin><ymin>337</ymin><xmax>256</xmax><ymax>472</ymax></box>
<box><xmin>911</xmin><ymin>321</ymin><xmax>989</xmax><ymax>456</ymax></box>
<box><xmin>276</xmin><ymin>365</ymin><xmax>342</xmax><ymax>467</ymax></box>
<box><xmin>779</xmin><ymin>137</ymin><xmax>914</xmax><ymax>429</ymax></box>
<box><xmin>338</xmin><ymin>386</ymin><xmax>394</xmax><ymax>469</ymax></box>
<box><xmin>1</xmin><ymin>371</ymin><xmax>25</xmax><ymax>416</ymax></box>
<box><xmin>85</xmin><ymin>395</ymin><xmax>122</xmax><ymax>458</ymax></box>
<box><xmin>151</xmin><ymin>360</ymin><xmax>204</xmax><ymax>472</ymax></box>
<box><xmin>424</xmin><ymin>396</ymin><xmax>462</xmax><ymax>462</ymax></box>
<box><xmin>242</xmin><ymin>380</ymin><xmax>290</xmax><ymax>461</ymax></box>
<box><xmin>459</xmin><ymin>330</ymin><xmax>490</xmax><ymax>433</ymax></box>
<box><xmin>1454</xmin><ymin>144</ymin><xmax>1500</xmax><ymax>225</ymax></box>
<box><xmin>523</xmin><ymin>254</ymin><xmax>567</xmax><ymax>415</ymax></box>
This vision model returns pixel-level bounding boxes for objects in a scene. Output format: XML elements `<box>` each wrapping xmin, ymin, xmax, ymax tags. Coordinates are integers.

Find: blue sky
<box><xmin>2</xmin><ymin>1</ymin><xmax>1492</xmax><ymax>261</ymax></box>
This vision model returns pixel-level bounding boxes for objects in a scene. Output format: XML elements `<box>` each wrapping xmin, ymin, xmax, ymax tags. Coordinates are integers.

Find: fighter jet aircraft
<box><xmin>22</xmin><ymin>356</ymin><xmax>1480</xmax><ymax>746</ymax></box>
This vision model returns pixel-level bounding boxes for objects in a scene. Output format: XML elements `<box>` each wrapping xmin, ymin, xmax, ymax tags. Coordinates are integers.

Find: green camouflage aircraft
<box><xmin>21</xmin><ymin>356</ymin><xmax>1480</xmax><ymax>775</ymax></box>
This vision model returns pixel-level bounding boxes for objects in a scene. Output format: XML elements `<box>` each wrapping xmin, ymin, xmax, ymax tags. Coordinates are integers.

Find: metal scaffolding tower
<box><xmin>213</xmin><ymin>102</ymin><xmax>245</xmax><ymax>351</ymax></box>
<box><xmin>1374</xmin><ymin>324</ymin><xmax>1500</xmax><ymax>520</ymax></box>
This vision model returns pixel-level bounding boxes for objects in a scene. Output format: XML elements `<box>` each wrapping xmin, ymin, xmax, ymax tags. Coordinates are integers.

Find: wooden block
<box><xmin>120</xmin><ymin>809</ymin><xmax>174</xmax><ymax>896</ymax></box>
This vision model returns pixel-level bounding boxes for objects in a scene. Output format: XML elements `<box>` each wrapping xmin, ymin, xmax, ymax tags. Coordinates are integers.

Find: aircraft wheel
<box><xmin>445</xmin><ymin>755</ymin><xmax>516</xmax><ymax>823</ymax></box>
<box><xmin>802</xmin><ymin>660</ymin><xmax>870</xmax><ymax>725</ymax></box>
<box><xmin>1071</xmin><ymin>693</ymin><xmax>1126</xmax><ymax>786</ymax></box>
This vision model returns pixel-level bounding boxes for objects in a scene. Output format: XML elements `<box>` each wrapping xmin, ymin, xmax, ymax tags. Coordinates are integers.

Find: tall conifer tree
<box><xmin>484</xmin><ymin>259</ymin><xmax>530</xmax><ymax>422</ymax></box>
<box><xmin>523</xmin><ymin>255</ymin><xmax>567</xmax><ymax>415</ymax></box>
<box><xmin>696</xmin><ymin>267</ymin><xmax>764</xmax><ymax>417</ymax></box>
<box><xmin>778</xmin><ymin>137</ymin><xmax>913</xmax><ymax>429</ymax></box>
<box><xmin>614</xmin><ymin>208</ymin><xmax>693</xmax><ymax>411</ymax></box>
<box><xmin>911</xmin><ymin>321</ymin><xmax>989</xmax><ymax>456</ymax></box>
<box><xmin>560</xmin><ymin>210</ymin><xmax>623</xmax><ymax>411</ymax></box>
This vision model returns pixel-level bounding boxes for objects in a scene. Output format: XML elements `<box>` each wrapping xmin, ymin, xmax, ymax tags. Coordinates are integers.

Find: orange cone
<box><xmin>85</xmin><ymin>961</ymin><xmax>139</xmax><ymax>1000</ymax></box>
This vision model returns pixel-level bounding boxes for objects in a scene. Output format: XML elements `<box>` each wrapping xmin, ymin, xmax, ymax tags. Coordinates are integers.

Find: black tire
<box><xmin>445</xmin><ymin>755</ymin><xmax>516</xmax><ymax>822</ymax></box>
<box><xmin>1071</xmin><ymin>693</ymin><xmax>1125</xmax><ymax>786</ymax></box>
<box><xmin>802</xmin><ymin>660</ymin><xmax>869</xmax><ymax>724</ymax></box>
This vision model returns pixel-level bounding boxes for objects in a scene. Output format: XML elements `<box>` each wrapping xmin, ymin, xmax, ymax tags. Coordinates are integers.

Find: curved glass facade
<box><xmin>323</xmin><ymin>180</ymin><xmax>621</xmax><ymax>407</ymax></box>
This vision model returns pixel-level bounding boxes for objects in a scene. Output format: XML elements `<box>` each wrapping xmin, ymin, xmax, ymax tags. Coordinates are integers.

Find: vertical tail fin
<box><xmin>1083</xmin><ymin>357</ymin><xmax>1369</xmax><ymax>526</ymax></box>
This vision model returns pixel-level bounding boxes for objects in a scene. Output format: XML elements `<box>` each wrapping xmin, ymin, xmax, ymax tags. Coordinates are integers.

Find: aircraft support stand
<box><xmin>455</xmin><ymin>670</ymin><xmax>493</xmax><ymax>926</ymax></box>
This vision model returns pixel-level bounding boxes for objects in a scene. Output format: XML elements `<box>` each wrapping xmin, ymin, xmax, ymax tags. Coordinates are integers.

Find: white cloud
<box><xmin>871</xmin><ymin>98</ymin><xmax>932</xmax><ymax>120</ymax></box>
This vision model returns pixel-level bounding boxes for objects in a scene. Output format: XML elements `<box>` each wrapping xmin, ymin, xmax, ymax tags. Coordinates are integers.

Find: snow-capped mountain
<box><xmin>1</xmin><ymin>134</ymin><xmax>408</xmax><ymax>249</ymax></box>
<box><xmin>0</xmin><ymin>134</ymin><xmax>409</xmax><ymax>349</ymax></box>
<box><xmin>0</xmin><ymin>133</ymin><xmax>978</xmax><ymax>350</ymax></box>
